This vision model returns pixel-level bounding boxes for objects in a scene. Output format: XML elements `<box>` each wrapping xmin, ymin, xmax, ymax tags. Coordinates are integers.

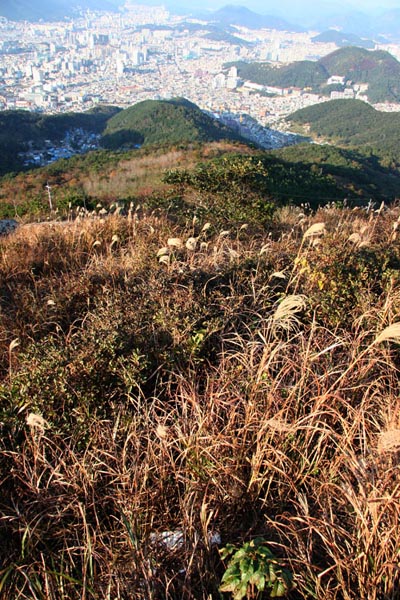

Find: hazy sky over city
<box><xmin>189</xmin><ymin>0</ymin><xmax>400</xmax><ymax>14</ymax></box>
<box><xmin>28</xmin><ymin>0</ymin><xmax>400</xmax><ymax>13</ymax></box>
<box><xmin>3</xmin><ymin>0</ymin><xmax>400</xmax><ymax>27</ymax></box>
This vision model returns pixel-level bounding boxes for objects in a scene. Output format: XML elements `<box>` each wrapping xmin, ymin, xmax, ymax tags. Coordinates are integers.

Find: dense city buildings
<box><xmin>1</xmin><ymin>3</ymin><xmax>400</xmax><ymax>128</ymax></box>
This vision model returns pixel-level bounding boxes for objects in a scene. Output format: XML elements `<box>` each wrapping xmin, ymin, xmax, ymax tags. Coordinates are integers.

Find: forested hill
<box><xmin>0</xmin><ymin>106</ymin><xmax>120</xmax><ymax>175</ymax></box>
<box><xmin>311</xmin><ymin>30</ymin><xmax>374</xmax><ymax>49</ymax></box>
<box><xmin>319</xmin><ymin>47</ymin><xmax>400</xmax><ymax>103</ymax></box>
<box><xmin>2</xmin><ymin>96</ymin><xmax>400</xmax><ymax>223</ymax></box>
<box><xmin>228</xmin><ymin>47</ymin><xmax>400</xmax><ymax>103</ymax></box>
<box><xmin>0</xmin><ymin>99</ymin><xmax>249</xmax><ymax>176</ymax></box>
<box><xmin>286</xmin><ymin>98</ymin><xmax>400</xmax><ymax>159</ymax></box>
<box><xmin>100</xmin><ymin>98</ymin><xmax>249</xmax><ymax>149</ymax></box>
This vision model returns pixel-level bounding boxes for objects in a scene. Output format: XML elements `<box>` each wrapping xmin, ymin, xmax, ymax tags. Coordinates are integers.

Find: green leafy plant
<box><xmin>219</xmin><ymin>538</ymin><xmax>294</xmax><ymax>599</ymax></box>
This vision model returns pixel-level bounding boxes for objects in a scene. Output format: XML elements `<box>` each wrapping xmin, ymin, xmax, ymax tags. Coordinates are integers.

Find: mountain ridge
<box><xmin>98</xmin><ymin>98</ymin><xmax>251</xmax><ymax>149</ymax></box>
<box><xmin>312</xmin><ymin>30</ymin><xmax>374</xmax><ymax>49</ymax></box>
<box><xmin>0</xmin><ymin>0</ymin><xmax>120</xmax><ymax>21</ymax></box>
<box><xmin>210</xmin><ymin>5</ymin><xmax>302</xmax><ymax>32</ymax></box>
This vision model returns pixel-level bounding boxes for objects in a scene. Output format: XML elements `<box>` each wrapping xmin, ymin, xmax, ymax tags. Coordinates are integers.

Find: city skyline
<box><xmin>2</xmin><ymin>0</ymin><xmax>400</xmax><ymax>120</ymax></box>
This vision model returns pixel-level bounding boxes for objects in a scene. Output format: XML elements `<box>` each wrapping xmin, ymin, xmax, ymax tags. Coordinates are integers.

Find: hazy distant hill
<box><xmin>229</xmin><ymin>47</ymin><xmax>400</xmax><ymax>103</ymax></box>
<box><xmin>209</xmin><ymin>5</ymin><xmax>302</xmax><ymax>32</ymax></box>
<box><xmin>287</xmin><ymin>98</ymin><xmax>400</xmax><ymax>159</ymax></box>
<box><xmin>314</xmin><ymin>8</ymin><xmax>400</xmax><ymax>40</ymax></box>
<box><xmin>101</xmin><ymin>98</ymin><xmax>249</xmax><ymax>149</ymax></box>
<box><xmin>374</xmin><ymin>9</ymin><xmax>400</xmax><ymax>39</ymax></box>
<box><xmin>312</xmin><ymin>30</ymin><xmax>374</xmax><ymax>49</ymax></box>
<box><xmin>314</xmin><ymin>10</ymin><xmax>374</xmax><ymax>38</ymax></box>
<box><xmin>203</xmin><ymin>30</ymin><xmax>252</xmax><ymax>47</ymax></box>
<box><xmin>0</xmin><ymin>0</ymin><xmax>120</xmax><ymax>21</ymax></box>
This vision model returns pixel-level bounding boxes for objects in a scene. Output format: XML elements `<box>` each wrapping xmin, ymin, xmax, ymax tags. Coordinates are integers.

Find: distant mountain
<box><xmin>210</xmin><ymin>5</ymin><xmax>302</xmax><ymax>32</ymax></box>
<box><xmin>312</xmin><ymin>30</ymin><xmax>374</xmax><ymax>50</ymax></box>
<box><xmin>100</xmin><ymin>98</ymin><xmax>250</xmax><ymax>149</ymax></box>
<box><xmin>0</xmin><ymin>0</ymin><xmax>120</xmax><ymax>21</ymax></box>
<box><xmin>314</xmin><ymin>10</ymin><xmax>373</xmax><ymax>38</ymax></box>
<box><xmin>312</xmin><ymin>8</ymin><xmax>400</xmax><ymax>40</ymax></box>
<box><xmin>286</xmin><ymin>98</ymin><xmax>400</xmax><ymax>159</ymax></box>
<box><xmin>229</xmin><ymin>46</ymin><xmax>400</xmax><ymax>104</ymax></box>
<box><xmin>203</xmin><ymin>30</ymin><xmax>252</xmax><ymax>47</ymax></box>
<box><xmin>374</xmin><ymin>9</ymin><xmax>400</xmax><ymax>40</ymax></box>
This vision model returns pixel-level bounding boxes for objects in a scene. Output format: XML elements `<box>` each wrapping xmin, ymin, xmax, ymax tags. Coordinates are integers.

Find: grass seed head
<box><xmin>378</xmin><ymin>429</ymin><xmax>400</xmax><ymax>454</ymax></box>
<box><xmin>273</xmin><ymin>294</ymin><xmax>308</xmax><ymax>331</ymax></box>
<box><xmin>303</xmin><ymin>222</ymin><xmax>326</xmax><ymax>240</ymax></box>
<box><xmin>26</xmin><ymin>412</ymin><xmax>49</xmax><ymax>431</ymax></box>
<box><xmin>157</xmin><ymin>246</ymin><xmax>170</xmax><ymax>258</ymax></box>
<box><xmin>374</xmin><ymin>322</ymin><xmax>400</xmax><ymax>345</ymax></box>
<box><xmin>167</xmin><ymin>237</ymin><xmax>183</xmax><ymax>248</ymax></box>
<box><xmin>186</xmin><ymin>237</ymin><xmax>198</xmax><ymax>251</ymax></box>
<box><xmin>159</xmin><ymin>254</ymin><xmax>170</xmax><ymax>265</ymax></box>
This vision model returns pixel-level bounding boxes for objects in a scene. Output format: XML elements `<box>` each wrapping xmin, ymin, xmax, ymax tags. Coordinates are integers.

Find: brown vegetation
<box><xmin>0</xmin><ymin>202</ymin><xmax>399</xmax><ymax>599</ymax></box>
<box><xmin>0</xmin><ymin>142</ymin><xmax>253</xmax><ymax>220</ymax></box>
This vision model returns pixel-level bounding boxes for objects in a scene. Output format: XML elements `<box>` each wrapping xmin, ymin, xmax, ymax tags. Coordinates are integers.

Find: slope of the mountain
<box><xmin>229</xmin><ymin>46</ymin><xmax>400</xmax><ymax>103</ymax></box>
<box><xmin>0</xmin><ymin>0</ymin><xmax>120</xmax><ymax>21</ymax></box>
<box><xmin>211</xmin><ymin>5</ymin><xmax>302</xmax><ymax>32</ymax></box>
<box><xmin>271</xmin><ymin>142</ymin><xmax>400</xmax><ymax>201</ymax></box>
<box><xmin>203</xmin><ymin>30</ymin><xmax>252</xmax><ymax>47</ymax></box>
<box><xmin>1</xmin><ymin>132</ymin><xmax>399</xmax><ymax>222</ymax></box>
<box><xmin>0</xmin><ymin>105</ymin><xmax>120</xmax><ymax>175</ymax></box>
<box><xmin>100</xmin><ymin>98</ymin><xmax>249</xmax><ymax>149</ymax></box>
<box><xmin>286</xmin><ymin>98</ymin><xmax>400</xmax><ymax>158</ymax></box>
<box><xmin>225</xmin><ymin>60</ymin><xmax>329</xmax><ymax>90</ymax></box>
<box><xmin>312</xmin><ymin>30</ymin><xmax>374</xmax><ymax>49</ymax></box>
<box><xmin>374</xmin><ymin>9</ymin><xmax>400</xmax><ymax>39</ymax></box>
<box><xmin>314</xmin><ymin>10</ymin><xmax>373</xmax><ymax>38</ymax></box>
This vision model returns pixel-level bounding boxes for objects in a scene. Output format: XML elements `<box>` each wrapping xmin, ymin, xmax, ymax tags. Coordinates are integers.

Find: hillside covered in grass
<box><xmin>0</xmin><ymin>197</ymin><xmax>399</xmax><ymax>598</ymax></box>
<box><xmin>0</xmin><ymin>104</ymin><xmax>399</xmax><ymax>598</ymax></box>
<box><xmin>0</xmin><ymin>137</ymin><xmax>399</xmax><ymax>222</ymax></box>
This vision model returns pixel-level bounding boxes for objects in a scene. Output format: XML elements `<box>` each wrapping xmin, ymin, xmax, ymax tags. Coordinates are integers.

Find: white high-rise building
<box><xmin>32</xmin><ymin>67</ymin><xmax>44</xmax><ymax>83</ymax></box>
<box><xmin>116</xmin><ymin>57</ymin><xmax>125</xmax><ymax>76</ymax></box>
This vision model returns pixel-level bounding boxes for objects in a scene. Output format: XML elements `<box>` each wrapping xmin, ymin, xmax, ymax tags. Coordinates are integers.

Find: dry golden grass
<box><xmin>0</xmin><ymin>205</ymin><xmax>399</xmax><ymax>599</ymax></box>
<box><xmin>0</xmin><ymin>141</ymin><xmax>254</xmax><ymax>220</ymax></box>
